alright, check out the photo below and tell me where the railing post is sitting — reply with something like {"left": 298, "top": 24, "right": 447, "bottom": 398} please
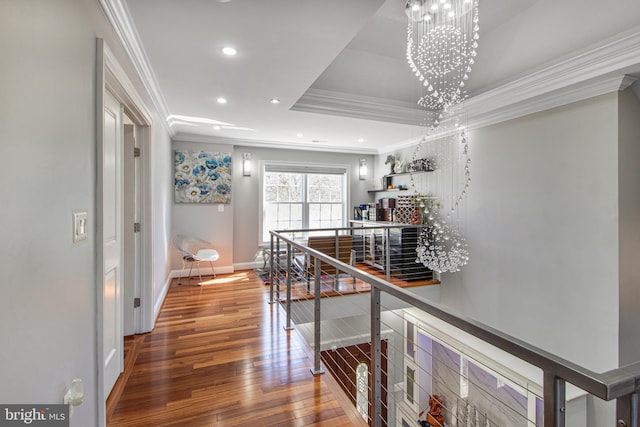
{"left": 544, "top": 372, "right": 566, "bottom": 427}
{"left": 370, "top": 284, "right": 382, "bottom": 427}
{"left": 617, "top": 391, "right": 639, "bottom": 427}
{"left": 275, "top": 238, "right": 281, "bottom": 301}
{"left": 384, "top": 228, "right": 391, "bottom": 281}
{"left": 334, "top": 230, "right": 340, "bottom": 290}
{"left": 268, "top": 234, "right": 275, "bottom": 304}
{"left": 311, "top": 257, "right": 324, "bottom": 376}
{"left": 284, "top": 242, "right": 293, "bottom": 331}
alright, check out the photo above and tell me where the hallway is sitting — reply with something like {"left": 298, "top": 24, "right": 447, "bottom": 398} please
{"left": 107, "top": 271, "right": 364, "bottom": 426}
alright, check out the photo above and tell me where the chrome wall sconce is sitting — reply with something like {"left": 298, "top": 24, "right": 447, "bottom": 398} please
{"left": 359, "top": 158, "right": 368, "bottom": 180}
{"left": 243, "top": 152, "right": 252, "bottom": 176}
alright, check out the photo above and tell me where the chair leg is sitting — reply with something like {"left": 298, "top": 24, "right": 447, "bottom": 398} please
{"left": 196, "top": 260, "right": 203, "bottom": 285}
{"left": 179, "top": 257, "right": 188, "bottom": 285}
{"left": 188, "top": 261, "right": 195, "bottom": 284}
{"left": 209, "top": 261, "right": 216, "bottom": 278}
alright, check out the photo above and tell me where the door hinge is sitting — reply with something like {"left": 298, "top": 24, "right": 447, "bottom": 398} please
{"left": 133, "top": 147, "right": 141, "bottom": 158}
{"left": 133, "top": 297, "right": 141, "bottom": 308}
{"left": 134, "top": 222, "right": 141, "bottom": 232}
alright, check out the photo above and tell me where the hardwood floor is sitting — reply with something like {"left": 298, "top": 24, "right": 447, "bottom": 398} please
{"left": 107, "top": 271, "right": 367, "bottom": 427}
{"left": 260, "top": 262, "right": 440, "bottom": 302}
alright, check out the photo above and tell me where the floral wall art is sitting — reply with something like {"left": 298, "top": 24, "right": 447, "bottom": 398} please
{"left": 174, "top": 150, "right": 232, "bottom": 204}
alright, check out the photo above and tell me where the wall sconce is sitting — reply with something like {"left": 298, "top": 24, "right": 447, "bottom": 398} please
{"left": 243, "top": 152, "right": 251, "bottom": 176}
{"left": 358, "top": 158, "right": 368, "bottom": 180}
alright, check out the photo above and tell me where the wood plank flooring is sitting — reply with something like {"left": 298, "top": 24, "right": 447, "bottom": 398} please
{"left": 259, "top": 263, "right": 440, "bottom": 302}
{"left": 107, "top": 271, "right": 367, "bottom": 427}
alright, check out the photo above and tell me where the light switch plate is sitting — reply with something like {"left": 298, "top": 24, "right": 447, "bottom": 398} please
{"left": 73, "top": 212, "right": 88, "bottom": 243}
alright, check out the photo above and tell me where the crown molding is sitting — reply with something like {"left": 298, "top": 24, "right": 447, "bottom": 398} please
{"left": 99, "top": 0, "right": 174, "bottom": 137}
{"left": 464, "top": 27, "right": 640, "bottom": 126}
{"left": 467, "top": 74, "right": 637, "bottom": 130}
{"left": 291, "top": 89, "right": 425, "bottom": 126}
{"left": 297, "top": 27, "right": 640, "bottom": 154}
{"left": 172, "top": 133, "right": 378, "bottom": 155}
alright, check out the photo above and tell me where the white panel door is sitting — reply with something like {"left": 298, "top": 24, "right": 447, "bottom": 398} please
{"left": 103, "top": 91, "right": 123, "bottom": 398}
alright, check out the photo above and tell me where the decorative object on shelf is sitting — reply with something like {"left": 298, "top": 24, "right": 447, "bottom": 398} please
{"left": 174, "top": 150, "right": 232, "bottom": 204}
{"left": 385, "top": 154, "right": 396, "bottom": 175}
{"left": 403, "top": 0, "right": 479, "bottom": 273}
{"left": 394, "top": 158, "right": 405, "bottom": 174}
{"left": 410, "top": 157, "right": 437, "bottom": 172}
{"left": 395, "top": 195, "right": 420, "bottom": 225}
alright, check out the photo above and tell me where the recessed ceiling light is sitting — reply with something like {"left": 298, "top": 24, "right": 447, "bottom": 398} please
{"left": 221, "top": 46, "right": 237, "bottom": 56}
{"left": 217, "top": 0, "right": 232, "bottom": 3}
{"left": 213, "top": 125, "right": 221, "bottom": 130}
{"left": 358, "top": 138, "right": 365, "bottom": 143}
{"left": 296, "top": 133, "right": 303, "bottom": 138}
{"left": 270, "top": 98, "right": 281, "bottom": 104}
{"left": 216, "top": 97, "right": 227, "bottom": 104}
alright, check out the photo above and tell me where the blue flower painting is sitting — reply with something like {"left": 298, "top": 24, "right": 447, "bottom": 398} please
{"left": 174, "top": 150, "right": 232, "bottom": 203}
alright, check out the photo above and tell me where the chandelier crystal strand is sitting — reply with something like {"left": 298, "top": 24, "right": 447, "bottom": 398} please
{"left": 406, "top": 0, "right": 477, "bottom": 273}
{"left": 406, "top": 0, "right": 479, "bottom": 116}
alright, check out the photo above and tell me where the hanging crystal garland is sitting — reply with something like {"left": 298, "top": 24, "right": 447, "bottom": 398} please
{"left": 410, "top": 122, "right": 471, "bottom": 273}
{"left": 405, "top": 0, "right": 478, "bottom": 273}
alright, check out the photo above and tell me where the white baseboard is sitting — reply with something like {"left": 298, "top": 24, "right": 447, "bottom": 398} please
{"left": 234, "top": 261, "right": 262, "bottom": 271}
{"left": 170, "top": 264, "right": 235, "bottom": 278}
{"left": 153, "top": 273, "right": 173, "bottom": 325}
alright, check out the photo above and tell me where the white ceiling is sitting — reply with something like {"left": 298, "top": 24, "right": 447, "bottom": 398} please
{"left": 121, "top": 0, "right": 640, "bottom": 154}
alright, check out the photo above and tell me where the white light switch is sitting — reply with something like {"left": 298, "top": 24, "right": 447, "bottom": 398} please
{"left": 73, "top": 212, "right": 88, "bottom": 243}
{"left": 218, "top": 204, "right": 224, "bottom": 212}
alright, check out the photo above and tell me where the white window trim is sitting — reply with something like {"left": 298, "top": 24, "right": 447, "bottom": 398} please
{"left": 258, "top": 160, "right": 352, "bottom": 247}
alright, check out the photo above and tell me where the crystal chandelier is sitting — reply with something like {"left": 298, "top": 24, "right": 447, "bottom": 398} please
{"left": 405, "top": 0, "right": 479, "bottom": 113}
{"left": 405, "top": 0, "right": 479, "bottom": 273}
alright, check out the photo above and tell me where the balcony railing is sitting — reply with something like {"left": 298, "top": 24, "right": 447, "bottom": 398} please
{"left": 268, "top": 227, "right": 640, "bottom": 427}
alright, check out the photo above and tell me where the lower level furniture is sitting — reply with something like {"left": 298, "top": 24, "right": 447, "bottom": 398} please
{"left": 350, "top": 221, "right": 434, "bottom": 282}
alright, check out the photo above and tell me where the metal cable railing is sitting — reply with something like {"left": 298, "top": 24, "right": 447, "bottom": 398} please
{"left": 269, "top": 228, "right": 640, "bottom": 427}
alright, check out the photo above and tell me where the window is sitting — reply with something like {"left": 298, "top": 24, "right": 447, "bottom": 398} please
{"left": 262, "top": 164, "right": 347, "bottom": 242}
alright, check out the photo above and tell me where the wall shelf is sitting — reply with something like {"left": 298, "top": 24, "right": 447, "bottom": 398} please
{"left": 368, "top": 170, "right": 434, "bottom": 194}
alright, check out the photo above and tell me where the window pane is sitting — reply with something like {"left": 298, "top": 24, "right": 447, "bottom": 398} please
{"left": 331, "top": 204, "right": 343, "bottom": 220}
{"left": 320, "top": 204, "right": 331, "bottom": 219}
{"left": 309, "top": 204, "right": 319, "bottom": 221}
{"left": 277, "top": 205, "right": 290, "bottom": 222}
{"left": 262, "top": 169, "right": 344, "bottom": 243}
{"left": 407, "top": 366, "right": 415, "bottom": 404}
{"left": 264, "top": 184, "right": 277, "bottom": 202}
{"left": 291, "top": 204, "right": 302, "bottom": 222}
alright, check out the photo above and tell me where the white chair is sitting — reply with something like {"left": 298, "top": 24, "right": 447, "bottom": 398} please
{"left": 174, "top": 234, "right": 220, "bottom": 285}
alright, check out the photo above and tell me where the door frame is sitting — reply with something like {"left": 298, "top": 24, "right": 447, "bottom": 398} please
{"left": 96, "top": 38, "right": 154, "bottom": 426}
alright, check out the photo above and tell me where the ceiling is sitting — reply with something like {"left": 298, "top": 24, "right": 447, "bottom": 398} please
{"left": 120, "top": 0, "right": 640, "bottom": 154}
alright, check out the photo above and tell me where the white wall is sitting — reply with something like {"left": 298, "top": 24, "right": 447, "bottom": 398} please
{"left": 617, "top": 87, "right": 640, "bottom": 367}
{"left": 378, "top": 93, "right": 622, "bottom": 372}
{"left": 445, "top": 93, "right": 620, "bottom": 373}
{"left": 0, "top": 1, "right": 172, "bottom": 426}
